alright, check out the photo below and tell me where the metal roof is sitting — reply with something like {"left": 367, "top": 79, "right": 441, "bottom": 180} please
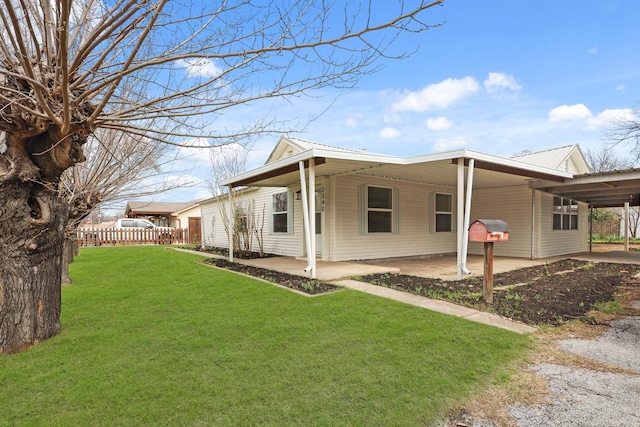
{"left": 531, "top": 168, "right": 640, "bottom": 208}
{"left": 222, "top": 137, "right": 640, "bottom": 208}
{"left": 223, "top": 144, "right": 572, "bottom": 189}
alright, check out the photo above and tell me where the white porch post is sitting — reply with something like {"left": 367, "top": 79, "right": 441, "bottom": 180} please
{"left": 228, "top": 185, "right": 233, "bottom": 263}
{"left": 456, "top": 159, "right": 464, "bottom": 280}
{"left": 460, "top": 159, "right": 474, "bottom": 275}
{"left": 309, "top": 159, "right": 316, "bottom": 279}
{"left": 298, "top": 161, "right": 314, "bottom": 277}
{"left": 625, "top": 201, "right": 630, "bottom": 251}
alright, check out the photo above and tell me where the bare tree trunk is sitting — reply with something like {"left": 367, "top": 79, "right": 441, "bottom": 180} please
{"left": 61, "top": 238, "right": 75, "bottom": 286}
{"left": 0, "top": 180, "right": 68, "bottom": 354}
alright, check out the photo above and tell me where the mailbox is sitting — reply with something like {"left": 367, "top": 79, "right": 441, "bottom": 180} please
{"left": 469, "top": 219, "right": 510, "bottom": 242}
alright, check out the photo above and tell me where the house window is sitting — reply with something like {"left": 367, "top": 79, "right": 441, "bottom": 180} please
{"left": 272, "top": 191, "right": 291, "bottom": 233}
{"left": 553, "top": 197, "right": 578, "bottom": 230}
{"left": 431, "top": 192, "right": 453, "bottom": 233}
{"left": 359, "top": 185, "right": 398, "bottom": 234}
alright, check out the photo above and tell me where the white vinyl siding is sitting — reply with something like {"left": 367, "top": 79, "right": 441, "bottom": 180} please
{"left": 200, "top": 188, "right": 302, "bottom": 257}
{"left": 537, "top": 192, "right": 588, "bottom": 257}
{"left": 331, "top": 175, "right": 457, "bottom": 261}
{"left": 467, "top": 185, "right": 534, "bottom": 258}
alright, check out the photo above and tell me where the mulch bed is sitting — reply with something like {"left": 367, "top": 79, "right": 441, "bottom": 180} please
{"left": 204, "top": 255, "right": 640, "bottom": 326}
{"left": 204, "top": 258, "right": 342, "bottom": 295}
{"left": 360, "top": 260, "right": 640, "bottom": 325}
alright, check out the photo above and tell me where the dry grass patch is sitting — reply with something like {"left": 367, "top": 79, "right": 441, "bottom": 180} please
{"left": 447, "top": 285, "right": 640, "bottom": 426}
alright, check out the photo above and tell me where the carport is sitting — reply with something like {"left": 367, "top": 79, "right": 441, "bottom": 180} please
{"left": 532, "top": 168, "right": 640, "bottom": 251}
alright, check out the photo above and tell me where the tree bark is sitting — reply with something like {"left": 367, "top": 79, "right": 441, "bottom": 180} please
{"left": 61, "top": 238, "right": 75, "bottom": 286}
{"left": 0, "top": 180, "right": 69, "bottom": 354}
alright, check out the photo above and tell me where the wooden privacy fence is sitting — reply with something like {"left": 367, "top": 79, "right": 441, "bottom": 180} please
{"left": 77, "top": 227, "right": 188, "bottom": 247}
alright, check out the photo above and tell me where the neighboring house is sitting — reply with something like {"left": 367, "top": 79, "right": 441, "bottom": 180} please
{"left": 125, "top": 201, "right": 202, "bottom": 243}
{"left": 200, "top": 136, "right": 640, "bottom": 278}
{"left": 172, "top": 203, "right": 203, "bottom": 244}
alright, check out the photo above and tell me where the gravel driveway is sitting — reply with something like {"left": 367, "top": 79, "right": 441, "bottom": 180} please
{"left": 448, "top": 316, "right": 640, "bottom": 426}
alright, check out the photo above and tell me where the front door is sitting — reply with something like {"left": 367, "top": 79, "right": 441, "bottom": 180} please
{"left": 315, "top": 211, "right": 322, "bottom": 256}
{"left": 314, "top": 187, "right": 324, "bottom": 256}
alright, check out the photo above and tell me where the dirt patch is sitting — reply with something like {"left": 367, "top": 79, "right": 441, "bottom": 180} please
{"left": 359, "top": 259, "right": 640, "bottom": 326}
{"left": 203, "top": 258, "right": 342, "bottom": 295}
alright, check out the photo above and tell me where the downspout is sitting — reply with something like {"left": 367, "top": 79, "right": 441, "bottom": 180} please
{"left": 460, "top": 159, "right": 474, "bottom": 275}
{"left": 228, "top": 185, "right": 233, "bottom": 263}
{"left": 531, "top": 188, "right": 536, "bottom": 260}
{"left": 298, "top": 161, "right": 314, "bottom": 276}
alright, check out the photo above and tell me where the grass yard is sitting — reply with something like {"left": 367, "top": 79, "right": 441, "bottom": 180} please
{"left": 0, "top": 246, "right": 530, "bottom": 426}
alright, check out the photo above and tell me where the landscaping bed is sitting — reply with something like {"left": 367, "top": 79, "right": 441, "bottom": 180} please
{"left": 204, "top": 258, "right": 342, "bottom": 295}
{"left": 203, "top": 254, "right": 640, "bottom": 326}
{"left": 359, "top": 260, "right": 640, "bottom": 325}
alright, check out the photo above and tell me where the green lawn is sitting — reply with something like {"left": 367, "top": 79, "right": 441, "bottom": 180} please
{"left": 0, "top": 246, "right": 530, "bottom": 426}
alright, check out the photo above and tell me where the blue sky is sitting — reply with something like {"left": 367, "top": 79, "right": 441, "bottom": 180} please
{"left": 156, "top": 0, "right": 640, "bottom": 204}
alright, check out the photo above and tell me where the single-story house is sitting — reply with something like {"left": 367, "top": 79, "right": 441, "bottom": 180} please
{"left": 125, "top": 201, "right": 202, "bottom": 242}
{"left": 200, "top": 136, "right": 640, "bottom": 278}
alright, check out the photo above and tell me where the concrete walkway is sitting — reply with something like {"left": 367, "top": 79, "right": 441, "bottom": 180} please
{"left": 333, "top": 279, "right": 536, "bottom": 334}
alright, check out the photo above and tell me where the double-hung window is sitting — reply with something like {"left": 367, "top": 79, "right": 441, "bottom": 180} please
{"left": 272, "top": 191, "right": 291, "bottom": 233}
{"left": 430, "top": 192, "right": 453, "bottom": 233}
{"left": 359, "top": 185, "right": 398, "bottom": 234}
{"left": 553, "top": 196, "right": 578, "bottom": 230}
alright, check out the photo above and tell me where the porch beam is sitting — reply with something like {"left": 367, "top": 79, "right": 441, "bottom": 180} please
{"left": 231, "top": 157, "right": 326, "bottom": 187}
{"left": 452, "top": 158, "right": 565, "bottom": 182}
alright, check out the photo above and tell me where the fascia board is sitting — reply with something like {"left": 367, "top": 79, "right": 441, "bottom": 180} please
{"left": 408, "top": 149, "right": 572, "bottom": 179}
{"left": 221, "top": 149, "right": 316, "bottom": 186}
{"left": 467, "top": 151, "right": 574, "bottom": 179}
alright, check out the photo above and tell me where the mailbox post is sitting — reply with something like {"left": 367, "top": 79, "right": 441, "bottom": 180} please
{"left": 469, "top": 219, "right": 510, "bottom": 303}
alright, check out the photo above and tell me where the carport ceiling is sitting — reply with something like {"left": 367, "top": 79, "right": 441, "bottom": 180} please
{"left": 532, "top": 169, "right": 640, "bottom": 208}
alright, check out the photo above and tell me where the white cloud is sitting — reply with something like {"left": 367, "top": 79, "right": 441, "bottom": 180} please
{"left": 484, "top": 72, "right": 522, "bottom": 94}
{"left": 617, "top": 84, "right": 625, "bottom": 91}
{"left": 164, "top": 174, "right": 202, "bottom": 188}
{"left": 179, "top": 58, "right": 223, "bottom": 78}
{"left": 432, "top": 136, "right": 471, "bottom": 152}
{"left": 176, "top": 137, "right": 212, "bottom": 164}
{"left": 587, "top": 108, "right": 633, "bottom": 130}
{"left": 392, "top": 77, "right": 480, "bottom": 112}
{"left": 548, "top": 104, "right": 592, "bottom": 122}
{"left": 380, "top": 127, "right": 401, "bottom": 139}
{"left": 548, "top": 104, "right": 633, "bottom": 131}
{"left": 426, "top": 116, "right": 453, "bottom": 131}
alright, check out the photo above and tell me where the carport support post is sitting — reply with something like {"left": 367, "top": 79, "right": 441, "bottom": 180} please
{"left": 483, "top": 242, "right": 494, "bottom": 303}
{"left": 625, "top": 201, "right": 630, "bottom": 251}
{"left": 228, "top": 185, "right": 233, "bottom": 263}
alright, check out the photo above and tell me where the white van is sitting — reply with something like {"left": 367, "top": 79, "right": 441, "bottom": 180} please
{"left": 114, "top": 218, "right": 159, "bottom": 229}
